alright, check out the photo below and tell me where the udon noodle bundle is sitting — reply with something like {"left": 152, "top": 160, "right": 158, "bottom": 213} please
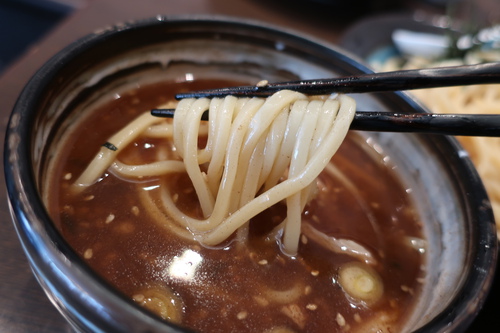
{"left": 73, "top": 90, "right": 356, "bottom": 255}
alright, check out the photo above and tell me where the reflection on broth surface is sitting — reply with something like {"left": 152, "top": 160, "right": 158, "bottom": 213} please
{"left": 45, "top": 79, "right": 425, "bottom": 333}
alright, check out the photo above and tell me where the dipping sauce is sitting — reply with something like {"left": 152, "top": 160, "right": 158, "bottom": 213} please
{"left": 45, "top": 79, "right": 425, "bottom": 333}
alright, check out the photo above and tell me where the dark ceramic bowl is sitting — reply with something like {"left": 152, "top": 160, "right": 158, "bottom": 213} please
{"left": 4, "top": 16, "right": 497, "bottom": 332}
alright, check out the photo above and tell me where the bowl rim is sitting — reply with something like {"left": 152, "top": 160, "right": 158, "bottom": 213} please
{"left": 3, "top": 15, "right": 498, "bottom": 333}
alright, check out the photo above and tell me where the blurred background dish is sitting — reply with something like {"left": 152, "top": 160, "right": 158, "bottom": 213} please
{"left": 340, "top": 3, "right": 500, "bottom": 67}
{"left": 340, "top": 11, "right": 500, "bottom": 234}
{"left": 340, "top": 10, "right": 500, "bottom": 331}
{"left": 339, "top": 12, "right": 456, "bottom": 66}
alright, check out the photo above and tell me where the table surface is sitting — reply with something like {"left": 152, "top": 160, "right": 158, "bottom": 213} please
{"left": 0, "top": 0, "right": 499, "bottom": 332}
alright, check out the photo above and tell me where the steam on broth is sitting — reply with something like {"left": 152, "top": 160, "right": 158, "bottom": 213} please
{"left": 45, "top": 79, "right": 426, "bottom": 333}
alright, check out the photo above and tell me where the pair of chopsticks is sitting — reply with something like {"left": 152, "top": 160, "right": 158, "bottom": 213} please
{"left": 151, "top": 62, "right": 500, "bottom": 137}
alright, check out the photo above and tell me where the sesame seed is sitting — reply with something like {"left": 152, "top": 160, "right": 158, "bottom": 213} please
{"left": 105, "top": 213, "right": 115, "bottom": 224}
{"left": 63, "top": 205, "right": 74, "bottom": 214}
{"left": 64, "top": 173, "right": 72, "bottom": 180}
{"left": 84, "top": 248, "right": 93, "bottom": 259}
{"left": 253, "top": 296, "right": 269, "bottom": 307}
{"left": 304, "top": 286, "right": 312, "bottom": 295}
{"left": 258, "top": 259, "right": 268, "bottom": 265}
{"left": 306, "top": 304, "right": 317, "bottom": 311}
{"left": 256, "top": 80, "right": 269, "bottom": 87}
{"left": 131, "top": 206, "right": 140, "bottom": 216}
{"left": 336, "top": 313, "right": 346, "bottom": 327}
{"left": 84, "top": 195, "right": 95, "bottom": 201}
{"left": 132, "top": 294, "right": 145, "bottom": 302}
{"left": 237, "top": 311, "right": 248, "bottom": 320}
{"left": 354, "top": 313, "right": 362, "bottom": 323}
{"left": 311, "top": 270, "right": 319, "bottom": 277}
{"left": 301, "top": 234, "right": 308, "bottom": 244}
{"left": 401, "top": 285, "right": 414, "bottom": 295}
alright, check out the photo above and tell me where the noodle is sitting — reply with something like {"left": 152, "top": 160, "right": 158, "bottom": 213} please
{"left": 74, "top": 90, "right": 356, "bottom": 255}
{"left": 373, "top": 56, "right": 500, "bottom": 236}
{"left": 411, "top": 85, "right": 500, "bottom": 237}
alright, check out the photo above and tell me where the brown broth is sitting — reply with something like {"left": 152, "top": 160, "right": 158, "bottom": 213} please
{"left": 46, "top": 80, "right": 425, "bottom": 333}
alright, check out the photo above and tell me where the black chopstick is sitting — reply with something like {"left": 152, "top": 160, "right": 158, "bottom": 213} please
{"left": 174, "top": 62, "right": 500, "bottom": 99}
{"left": 151, "top": 109, "right": 500, "bottom": 137}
